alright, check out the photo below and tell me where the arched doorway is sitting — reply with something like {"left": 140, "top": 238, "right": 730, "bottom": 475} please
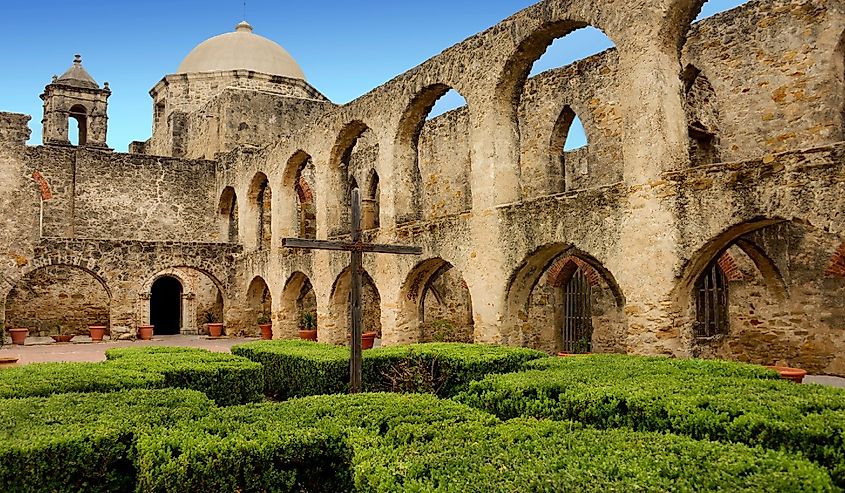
{"left": 150, "top": 276, "right": 182, "bottom": 335}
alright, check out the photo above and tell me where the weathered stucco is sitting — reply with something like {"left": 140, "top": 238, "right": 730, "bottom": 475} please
{"left": 1, "top": 0, "right": 844, "bottom": 375}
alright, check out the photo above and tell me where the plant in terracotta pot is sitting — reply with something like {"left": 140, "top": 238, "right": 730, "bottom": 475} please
{"left": 257, "top": 313, "right": 273, "bottom": 340}
{"left": 0, "top": 322, "right": 18, "bottom": 367}
{"left": 88, "top": 322, "right": 108, "bottom": 342}
{"left": 7, "top": 324, "right": 28, "bottom": 346}
{"left": 203, "top": 312, "right": 225, "bottom": 338}
{"left": 137, "top": 324, "right": 155, "bottom": 340}
{"left": 766, "top": 365, "right": 808, "bottom": 384}
{"left": 298, "top": 313, "right": 318, "bottom": 341}
{"left": 362, "top": 331, "right": 378, "bottom": 350}
{"left": 51, "top": 324, "right": 75, "bottom": 344}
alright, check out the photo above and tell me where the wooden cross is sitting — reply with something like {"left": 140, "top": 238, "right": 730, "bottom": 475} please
{"left": 282, "top": 188, "right": 422, "bottom": 393}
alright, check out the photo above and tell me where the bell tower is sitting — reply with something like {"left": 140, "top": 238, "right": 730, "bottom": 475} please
{"left": 41, "top": 54, "right": 111, "bottom": 149}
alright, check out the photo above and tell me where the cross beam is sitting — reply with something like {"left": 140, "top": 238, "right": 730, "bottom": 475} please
{"left": 281, "top": 188, "right": 421, "bottom": 393}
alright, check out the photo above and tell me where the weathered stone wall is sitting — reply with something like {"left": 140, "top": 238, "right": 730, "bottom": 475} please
{"left": 420, "top": 266, "right": 473, "bottom": 342}
{"left": 418, "top": 108, "right": 473, "bottom": 219}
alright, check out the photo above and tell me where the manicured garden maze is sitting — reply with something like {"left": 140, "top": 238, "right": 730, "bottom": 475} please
{"left": 1, "top": 345, "right": 843, "bottom": 491}
{"left": 457, "top": 354, "right": 845, "bottom": 487}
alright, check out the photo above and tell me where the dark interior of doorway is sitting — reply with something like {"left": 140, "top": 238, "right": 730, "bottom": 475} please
{"left": 151, "top": 276, "right": 182, "bottom": 335}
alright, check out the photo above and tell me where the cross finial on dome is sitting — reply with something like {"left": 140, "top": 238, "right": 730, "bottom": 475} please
{"left": 235, "top": 20, "right": 253, "bottom": 33}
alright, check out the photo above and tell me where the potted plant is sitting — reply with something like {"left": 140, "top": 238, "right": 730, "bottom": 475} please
{"left": 7, "top": 324, "right": 28, "bottom": 346}
{"left": 766, "top": 365, "right": 808, "bottom": 384}
{"left": 298, "top": 313, "right": 318, "bottom": 341}
{"left": 203, "top": 312, "right": 225, "bottom": 338}
{"left": 137, "top": 324, "right": 154, "bottom": 340}
{"left": 0, "top": 321, "right": 19, "bottom": 367}
{"left": 88, "top": 322, "right": 107, "bottom": 342}
{"left": 257, "top": 313, "right": 273, "bottom": 340}
{"left": 51, "top": 325, "right": 74, "bottom": 343}
{"left": 362, "top": 331, "right": 378, "bottom": 350}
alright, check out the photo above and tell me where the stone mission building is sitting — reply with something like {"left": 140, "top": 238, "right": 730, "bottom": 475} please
{"left": 1, "top": 0, "right": 843, "bottom": 375}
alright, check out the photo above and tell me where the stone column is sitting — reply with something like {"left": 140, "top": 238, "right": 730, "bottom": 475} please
{"left": 181, "top": 292, "right": 198, "bottom": 335}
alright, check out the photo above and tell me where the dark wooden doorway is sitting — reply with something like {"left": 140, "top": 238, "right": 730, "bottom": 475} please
{"left": 151, "top": 276, "right": 182, "bottom": 335}
{"left": 561, "top": 268, "right": 593, "bottom": 353}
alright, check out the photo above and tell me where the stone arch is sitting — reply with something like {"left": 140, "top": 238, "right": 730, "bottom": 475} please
{"left": 68, "top": 104, "right": 88, "bottom": 146}
{"left": 279, "top": 271, "right": 317, "bottom": 339}
{"left": 4, "top": 263, "right": 111, "bottom": 338}
{"left": 394, "top": 84, "right": 471, "bottom": 222}
{"left": 329, "top": 121, "right": 372, "bottom": 236}
{"left": 327, "top": 266, "right": 381, "bottom": 345}
{"left": 247, "top": 172, "right": 272, "bottom": 250}
{"left": 363, "top": 169, "right": 380, "bottom": 230}
{"left": 283, "top": 150, "right": 317, "bottom": 239}
{"left": 550, "top": 105, "right": 596, "bottom": 192}
{"left": 218, "top": 186, "right": 239, "bottom": 243}
{"left": 505, "top": 243, "right": 626, "bottom": 353}
{"left": 246, "top": 276, "right": 272, "bottom": 337}
{"left": 139, "top": 266, "right": 225, "bottom": 336}
{"left": 398, "top": 258, "right": 474, "bottom": 344}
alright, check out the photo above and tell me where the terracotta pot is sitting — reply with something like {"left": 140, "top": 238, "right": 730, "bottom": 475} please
{"left": 206, "top": 323, "right": 224, "bottom": 338}
{"left": 767, "top": 366, "right": 807, "bottom": 384}
{"left": 298, "top": 329, "right": 318, "bottom": 341}
{"left": 51, "top": 334, "right": 75, "bottom": 343}
{"left": 362, "top": 332, "right": 377, "bottom": 350}
{"left": 8, "top": 328, "right": 28, "bottom": 346}
{"left": 88, "top": 326, "right": 107, "bottom": 342}
{"left": 557, "top": 352, "right": 591, "bottom": 357}
{"left": 259, "top": 323, "right": 273, "bottom": 340}
{"left": 0, "top": 357, "right": 19, "bottom": 368}
{"left": 137, "top": 325, "right": 154, "bottom": 341}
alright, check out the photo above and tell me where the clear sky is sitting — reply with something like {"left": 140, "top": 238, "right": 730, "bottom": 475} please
{"left": 0, "top": 0, "right": 747, "bottom": 151}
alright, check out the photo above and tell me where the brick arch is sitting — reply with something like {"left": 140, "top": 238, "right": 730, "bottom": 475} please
{"left": 296, "top": 176, "right": 313, "bottom": 204}
{"left": 718, "top": 251, "right": 744, "bottom": 281}
{"left": 546, "top": 256, "right": 602, "bottom": 288}
{"left": 825, "top": 242, "right": 845, "bottom": 278}
{"left": 32, "top": 171, "right": 53, "bottom": 201}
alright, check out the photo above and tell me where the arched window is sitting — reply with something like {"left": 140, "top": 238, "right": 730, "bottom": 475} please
{"left": 68, "top": 104, "right": 88, "bottom": 146}
{"left": 295, "top": 176, "right": 317, "bottom": 240}
{"left": 362, "top": 171, "right": 380, "bottom": 230}
{"left": 694, "top": 262, "right": 729, "bottom": 338}
{"left": 682, "top": 65, "right": 721, "bottom": 166}
{"left": 561, "top": 267, "right": 593, "bottom": 353}
{"left": 248, "top": 173, "right": 272, "bottom": 250}
{"left": 331, "top": 121, "right": 371, "bottom": 236}
{"left": 550, "top": 106, "right": 590, "bottom": 191}
{"left": 218, "top": 187, "right": 239, "bottom": 243}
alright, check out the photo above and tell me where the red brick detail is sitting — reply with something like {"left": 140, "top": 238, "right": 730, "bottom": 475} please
{"left": 32, "top": 171, "right": 52, "bottom": 201}
{"left": 718, "top": 252, "right": 744, "bottom": 281}
{"left": 296, "top": 176, "right": 313, "bottom": 203}
{"left": 825, "top": 243, "right": 845, "bottom": 278}
{"left": 546, "top": 256, "right": 601, "bottom": 288}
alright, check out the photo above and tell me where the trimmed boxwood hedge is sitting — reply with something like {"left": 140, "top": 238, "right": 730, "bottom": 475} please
{"left": 0, "top": 389, "right": 215, "bottom": 493}
{"left": 231, "top": 341, "right": 547, "bottom": 399}
{"left": 457, "top": 354, "right": 845, "bottom": 486}
{"left": 135, "top": 393, "right": 835, "bottom": 492}
{"left": 0, "top": 347, "right": 263, "bottom": 405}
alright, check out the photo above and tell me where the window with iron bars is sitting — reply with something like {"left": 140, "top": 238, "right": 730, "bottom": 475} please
{"left": 694, "top": 262, "right": 729, "bottom": 338}
{"left": 561, "top": 268, "right": 593, "bottom": 353}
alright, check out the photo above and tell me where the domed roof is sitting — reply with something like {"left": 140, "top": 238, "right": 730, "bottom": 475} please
{"left": 56, "top": 54, "right": 100, "bottom": 89}
{"left": 177, "top": 21, "right": 306, "bottom": 80}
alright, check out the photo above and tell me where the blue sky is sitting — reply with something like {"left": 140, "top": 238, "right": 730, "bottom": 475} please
{"left": 0, "top": 0, "right": 747, "bottom": 151}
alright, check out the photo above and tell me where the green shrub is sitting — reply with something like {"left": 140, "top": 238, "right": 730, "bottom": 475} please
{"left": 457, "top": 354, "right": 845, "bottom": 486}
{"left": 105, "top": 346, "right": 211, "bottom": 360}
{"left": 0, "top": 389, "right": 215, "bottom": 493}
{"left": 232, "top": 341, "right": 547, "bottom": 399}
{"left": 0, "top": 347, "right": 263, "bottom": 405}
{"left": 135, "top": 393, "right": 495, "bottom": 492}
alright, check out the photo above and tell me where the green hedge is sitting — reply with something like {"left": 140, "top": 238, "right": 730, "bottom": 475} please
{"left": 0, "top": 347, "right": 263, "bottom": 405}
{"left": 232, "top": 341, "right": 547, "bottom": 400}
{"left": 136, "top": 393, "right": 834, "bottom": 492}
{"left": 457, "top": 354, "right": 845, "bottom": 486}
{"left": 0, "top": 389, "right": 215, "bottom": 493}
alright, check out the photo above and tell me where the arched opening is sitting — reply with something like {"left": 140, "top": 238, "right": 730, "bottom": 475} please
{"left": 395, "top": 85, "right": 471, "bottom": 223}
{"left": 682, "top": 65, "right": 721, "bottom": 166}
{"left": 248, "top": 173, "right": 272, "bottom": 250}
{"left": 362, "top": 170, "right": 380, "bottom": 230}
{"left": 283, "top": 151, "right": 317, "bottom": 239}
{"left": 550, "top": 106, "right": 592, "bottom": 191}
{"left": 247, "top": 276, "right": 272, "bottom": 337}
{"left": 398, "top": 258, "right": 474, "bottom": 344}
{"left": 218, "top": 187, "right": 239, "bottom": 243}
{"left": 505, "top": 244, "right": 626, "bottom": 353}
{"left": 280, "top": 272, "right": 317, "bottom": 339}
{"left": 693, "top": 0, "right": 751, "bottom": 22}
{"left": 327, "top": 267, "right": 381, "bottom": 345}
{"left": 835, "top": 32, "right": 845, "bottom": 140}
{"left": 150, "top": 276, "right": 183, "bottom": 335}
{"left": 4, "top": 265, "right": 110, "bottom": 338}
{"left": 330, "top": 121, "right": 374, "bottom": 236}
{"left": 68, "top": 104, "right": 88, "bottom": 146}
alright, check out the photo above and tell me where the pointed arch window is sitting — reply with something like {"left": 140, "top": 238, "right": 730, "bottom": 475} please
{"left": 562, "top": 268, "right": 593, "bottom": 353}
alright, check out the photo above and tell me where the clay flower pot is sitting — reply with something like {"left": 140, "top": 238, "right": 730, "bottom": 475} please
{"left": 259, "top": 323, "right": 273, "bottom": 340}
{"left": 137, "top": 325, "right": 154, "bottom": 341}
{"left": 298, "top": 329, "right": 318, "bottom": 342}
{"left": 0, "top": 357, "right": 19, "bottom": 368}
{"left": 8, "top": 328, "right": 28, "bottom": 346}
{"left": 88, "top": 326, "right": 107, "bottom": 342}
{"left": 206, "top": 323, "right": 224, "bottom": 338}
{"left": 51, "top": 334, "right": 75, "bottom": 343}
{"left": 362, "top": 332, "right": 377, "bottom": 350}
{"left": 767, "top": 366, "right": 807, "bottom": 384}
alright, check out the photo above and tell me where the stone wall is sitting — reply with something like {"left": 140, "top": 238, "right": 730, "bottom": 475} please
{"left": 418, "top": 108, "right": 473, "bottom": 219}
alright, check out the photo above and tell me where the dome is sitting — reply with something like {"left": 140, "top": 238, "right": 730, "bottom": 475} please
{"left": 177, "top": 21, "right": 306, "bottom": 80}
